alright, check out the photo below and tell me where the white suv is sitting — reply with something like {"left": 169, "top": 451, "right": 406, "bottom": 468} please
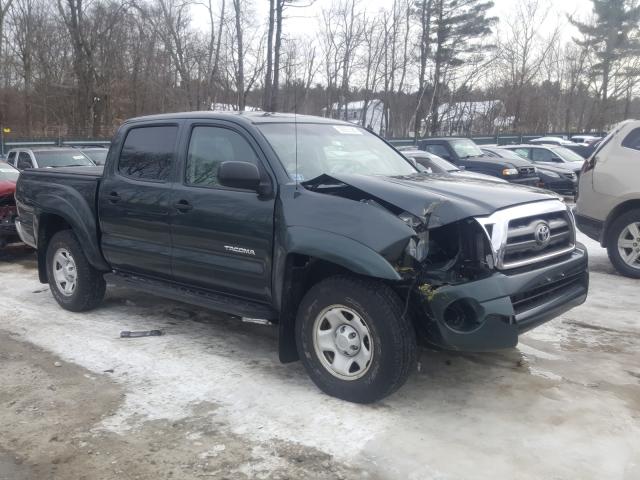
{"left": 575, "top": 119, "right": 640, "bottom": 278}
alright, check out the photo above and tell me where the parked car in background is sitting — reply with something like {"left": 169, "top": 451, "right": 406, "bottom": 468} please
{"left": 399, "top": 148, "right": 508, "bottom": 183}
{"left": 482, "top": 146, "right": 577, "bottom": 196}
{"left": 529, "top": 136, "right": 574, "bottom": 146}
{"left": 571, "top": 135, "right": 601, "bottom": 145}
{"left": 418, "top": 137, "right": 539, "bottom": 186}
{"left": 79, "top": 147, "right": 109, "bottom": 165}
{"left": 502, "top": 144, "right": 585, "bottom": 174}
{"left": 0, "top": 162, "right": 20, "bottom": 248}
{"left": 562, "top": 142, "right": 597, "bottom": 159}
{"left": 575, "top": 119, "right": 640, "bottom": 278}
{"left": 5, "top": 147, "right": 95, "bottom": 170}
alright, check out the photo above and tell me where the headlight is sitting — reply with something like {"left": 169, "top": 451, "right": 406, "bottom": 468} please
{"left": 405, "top": 231, "right": 429, "bottom": 262}
{"left": 544, "top": 171, "right": 560, "bottom": 178}
{"left": 399, "top": 211, "right": 429, "bottom": 262}
{"left": 502, "top": 167, "right": 518, "bottom": 176}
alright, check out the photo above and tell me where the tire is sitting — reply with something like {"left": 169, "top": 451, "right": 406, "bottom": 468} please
{"left": 46, "top": 230, "right": 106, "bottom": 311}
{"left": 606, "top": 209, "right": 640, "bottom": 279}
{"left": 295, "top": 275, "right": 417, "bottom": 403}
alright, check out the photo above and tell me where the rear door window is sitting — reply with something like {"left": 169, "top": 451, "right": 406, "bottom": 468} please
{"left": 17, "top": 152, "right": 34, "bottom": 169}
{"left": 531, "top": 148, "right": 554, "bottom": 162}
{"left": 6, "top": 151, "right": 16, "bottom": 166}
{"left": 118, "top": 126, "right": 178, "bottom": 181}
{"left": 621, "top": 128, "right": 640, "bottom": 151}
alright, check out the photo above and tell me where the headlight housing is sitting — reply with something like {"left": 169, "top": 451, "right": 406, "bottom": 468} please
{"left": 502, "top": 167, "right": 519, "bottom": 176}
{"left": 399, "top": 211, "right": 429, "bottom": 262}
{"left": 544, "top": 170, "right": 561, "bottom": 178}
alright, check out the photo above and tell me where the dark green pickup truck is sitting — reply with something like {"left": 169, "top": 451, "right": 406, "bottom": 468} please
{"left": 15, "top": 112, "right": 588, "bottom": 402}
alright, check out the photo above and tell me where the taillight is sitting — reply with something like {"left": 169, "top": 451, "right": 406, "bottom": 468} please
{"left": 581, "top": 156, "right": 597, "bottom": 173}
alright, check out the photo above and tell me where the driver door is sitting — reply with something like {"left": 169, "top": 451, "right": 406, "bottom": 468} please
{"left": 170, "top": 122, "right": 276, "bottom": 302}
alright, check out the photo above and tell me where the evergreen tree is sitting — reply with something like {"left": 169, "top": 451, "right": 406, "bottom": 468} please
{"left": 428, "top": 0, "right": 496, "bottom": 135}
{"left": 570, "top": 0, "right": 640, "bottom": 129}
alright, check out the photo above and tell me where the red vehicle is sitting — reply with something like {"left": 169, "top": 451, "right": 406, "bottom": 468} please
{"left": 0, "top": 162, "right": 20, "bottom": 248}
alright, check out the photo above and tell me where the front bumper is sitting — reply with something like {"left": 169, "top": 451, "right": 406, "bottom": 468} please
{"left": 419, "top": 245, "right": 588, "bottom": 351}
{"left": 575, "top": 213, "right": 604, "bottom": 244}
{"left": 542, "top": 178, "right": 577, "bottom": 196}
{"left": 509, "top": 176, "right": 540, "bottom": 187}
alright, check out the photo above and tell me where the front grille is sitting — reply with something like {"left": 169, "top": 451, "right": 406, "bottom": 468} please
{"left": 503, "top": 211, "right": 574, "bottom": 268}
{"left": 518, "top": 166, "right": 537, "bottom": 177}
{"left": 475, "top": 200, "right": 576, "bottom": 270}
{"left": 511, "top": 271, "right": 585, "bottom": 315}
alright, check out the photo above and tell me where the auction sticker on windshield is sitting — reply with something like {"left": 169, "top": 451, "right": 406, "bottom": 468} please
{"left": 333, "top": 126, "right": 362, "bottom": 135}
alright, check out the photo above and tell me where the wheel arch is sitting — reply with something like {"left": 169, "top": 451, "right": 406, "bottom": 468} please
{"left": 274, "top": 228, "right": 405, "bottom": 364}
{"left": 36, "top": 208, "right": 109, "bottom": 283}
{"left": 603, "top": 199, "right": 640, "bottom": 247}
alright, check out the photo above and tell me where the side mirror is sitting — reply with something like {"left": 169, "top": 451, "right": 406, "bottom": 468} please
{"left": 458, "top": 165, "right": 466, "bottom": 170}
{"left": 218, "top": 161, "right": 261, "bottom": 190}
{"left": 552, "top": 157, "right": 563, "bottom": 163}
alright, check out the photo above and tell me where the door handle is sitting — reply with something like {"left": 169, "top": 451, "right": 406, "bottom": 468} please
{"left": 174, "top": 200, "right": 193, "bottom": 212}
{"left": 107, "top": 192, "right": 120, "bottom": 203}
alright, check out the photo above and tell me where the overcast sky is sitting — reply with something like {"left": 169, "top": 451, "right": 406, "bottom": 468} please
{"left": 192, "top": 0, "right": 595, "bottom": 39}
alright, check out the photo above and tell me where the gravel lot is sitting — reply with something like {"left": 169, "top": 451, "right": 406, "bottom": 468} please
{"left": 1, "top": 232, "right": 639, "bottom": 480}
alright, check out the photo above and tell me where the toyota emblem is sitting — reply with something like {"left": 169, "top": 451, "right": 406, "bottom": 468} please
{"left": 534, "top": 222, "right": 551, "bottom": 247}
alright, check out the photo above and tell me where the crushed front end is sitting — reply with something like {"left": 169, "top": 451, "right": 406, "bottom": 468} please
{"left": 0, "top": 191, "right": 19, "bottom": 249}
{"left": 398, "top": 200, "right": 588, "bottom": 351}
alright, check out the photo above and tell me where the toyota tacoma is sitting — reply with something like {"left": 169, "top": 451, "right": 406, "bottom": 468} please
{"left": 15, "top": 112, "right": 589, "bottom": 403}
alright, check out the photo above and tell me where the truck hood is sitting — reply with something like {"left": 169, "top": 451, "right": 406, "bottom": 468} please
{"left": 326, "top": 173, "right": 557, "bottom": 227}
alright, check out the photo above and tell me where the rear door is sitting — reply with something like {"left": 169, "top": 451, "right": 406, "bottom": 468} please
{"left": 98, "top": 123, "right": 179, "bottom": 279}
{"left": 169, "top": 122, "right": 276, "bottom": 302}
{"left": 594, "top": 125, "right": 640, "bottom": 196}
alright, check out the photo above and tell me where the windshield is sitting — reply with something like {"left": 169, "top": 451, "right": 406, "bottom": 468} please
{"left": 33, "top": 150, "right": 94, "bottom": 168}
{"left": 0, "top": 164, "right": 19, "bottom": 181}
{"left": 552, "top": 147, "right": 584, "bottom": 162}
{"left": 258, "top": 123, "right": 417, "bottom": 181}
{"left": 82, "top": 149, "right": 108, "bottom": 165}
{"left": 409, "top": 154, "right": 458, "bottom": 173}
{"left": 450, "top": 139, "right": 483, "bottom": 158}
{"left": 492, "top": 148, "right": 523, "bottom": 160}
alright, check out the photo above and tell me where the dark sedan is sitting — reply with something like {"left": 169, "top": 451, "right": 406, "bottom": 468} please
{"left": 482, "top": 146, "right": 577, "bottom": 196}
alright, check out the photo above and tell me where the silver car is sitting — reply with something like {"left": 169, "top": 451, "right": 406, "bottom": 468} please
{"left": 5, "top": 147, "right": 95, "bottom": 170}
{"left": 575, "top": 120, "right": 640, "bottom": 278}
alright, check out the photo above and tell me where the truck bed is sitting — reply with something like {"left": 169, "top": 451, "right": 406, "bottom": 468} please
{"left": 15, "top": 166, "right": 104, "bottom": 250}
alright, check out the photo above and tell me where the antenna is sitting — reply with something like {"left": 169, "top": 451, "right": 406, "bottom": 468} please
{"left": 294, "top": 85, "right": 299, "bottom": 191}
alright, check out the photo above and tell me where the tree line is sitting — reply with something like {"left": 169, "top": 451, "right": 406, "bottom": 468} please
{"left": 0, "top": 0, "right": 638, "bottom": 140}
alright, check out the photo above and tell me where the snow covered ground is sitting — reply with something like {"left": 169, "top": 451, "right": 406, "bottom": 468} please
{"left": 1, "top": 233, "right": 639, "bottom": 479}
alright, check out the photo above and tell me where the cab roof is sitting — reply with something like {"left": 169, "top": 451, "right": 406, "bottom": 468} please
{"left": 125, "top": 111, "right": 353, "bottom": 126}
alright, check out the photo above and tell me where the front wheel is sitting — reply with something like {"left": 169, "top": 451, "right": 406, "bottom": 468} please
{"left": 46, "top": 230, "right": 106, "bottom": 311}
{"left": 295, "top": 275, "right": 417, "bottom": 403}
{"left": 607, "top": 209, "right": 640, "bottom": 279}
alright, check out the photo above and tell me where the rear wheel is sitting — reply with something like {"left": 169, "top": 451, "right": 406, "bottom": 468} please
{"left": 295, "top": 275, "right": 417, "bottom": 403}
{"left": 607, "top": 209, "right": 640, "bottom": 279}
{"left": 46, "top": 230, "right": 106, "bottom": 311}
